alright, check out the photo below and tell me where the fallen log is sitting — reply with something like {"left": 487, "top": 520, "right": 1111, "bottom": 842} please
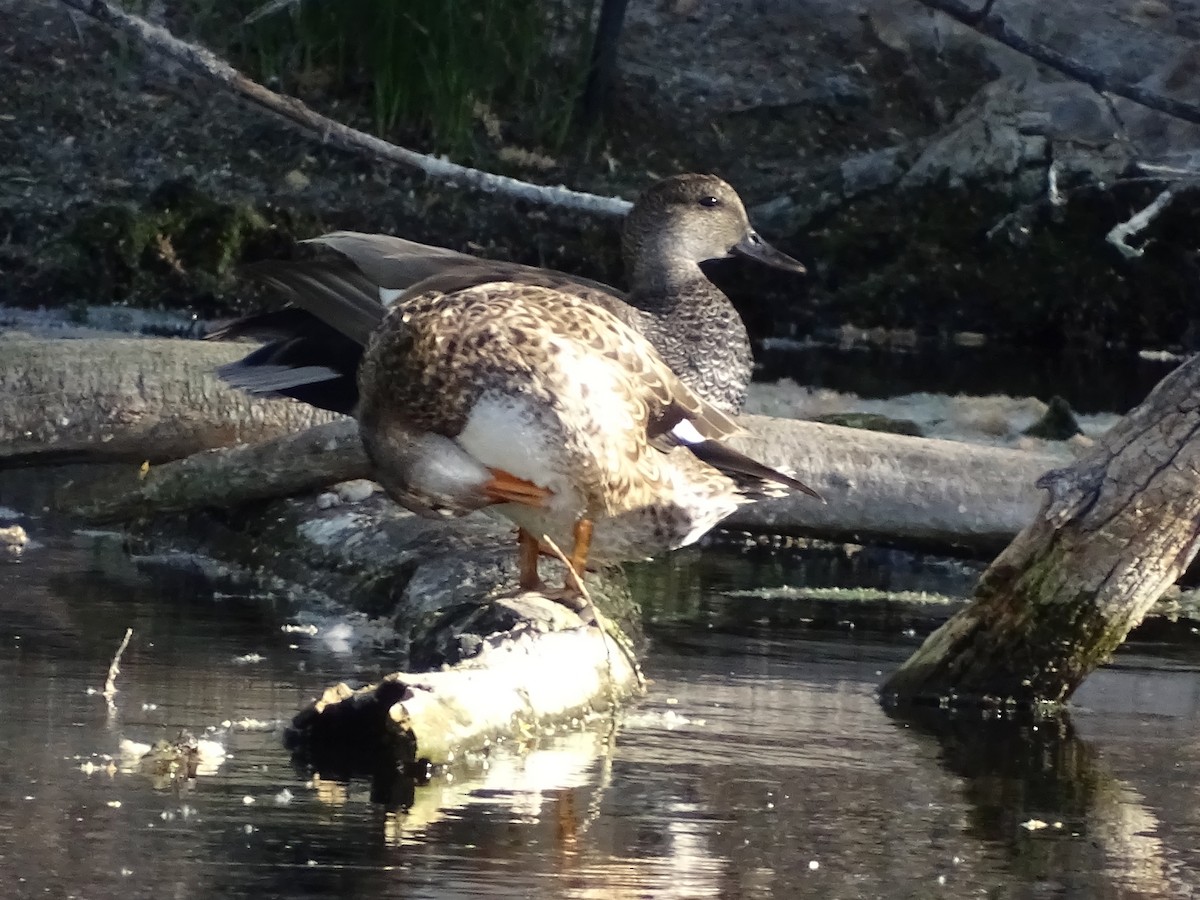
{"left": 883, "top": 353, "right": 1200, "bottom": 706}
{"left": 57, "top": 409, "right": 1059, "bottom": 555}
{"left": 59, "top": 419, "right": 366, "bottom": 521}
{"left": 20, "top": 336, "right": 1063, "bottom": 550}
{"left": 288, "top": 595, "right": 641, "bottom": 768}
{"left": 725, "top": 416, "right": 1058, "bottom": 551}
{"left": 118, "top": 488, "right": 643, "bottom": 772}
{"left": 0, "top": 336, "right": 338, "bottom": 463}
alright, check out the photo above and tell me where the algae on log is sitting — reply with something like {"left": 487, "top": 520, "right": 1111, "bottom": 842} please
{"left": 884, "top": 355, "right": 1200, "bottom": 706}
{"left": 0, "top": 337, "right": 339, "bottom": 463}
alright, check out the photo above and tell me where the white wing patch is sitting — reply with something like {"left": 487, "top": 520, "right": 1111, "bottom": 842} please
{"left": 670, "top": 418, "right": 707, "bottom": 445}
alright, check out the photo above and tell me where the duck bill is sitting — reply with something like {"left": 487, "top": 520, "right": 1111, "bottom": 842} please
{"left": 732, "top": 231, "right": 807, "bottom": 275}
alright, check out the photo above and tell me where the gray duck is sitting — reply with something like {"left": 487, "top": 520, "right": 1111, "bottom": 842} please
{"left": 210, "top": 174, "right": 805, "bottom": 415}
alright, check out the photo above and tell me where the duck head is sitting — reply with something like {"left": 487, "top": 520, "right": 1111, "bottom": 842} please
{"left": 622, "top": 174, "right": 807, "bottom": 280}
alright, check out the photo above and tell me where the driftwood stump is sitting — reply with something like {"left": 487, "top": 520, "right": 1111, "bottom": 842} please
{"left": 884, "top": 354, "right": 1200, "bottom": 706}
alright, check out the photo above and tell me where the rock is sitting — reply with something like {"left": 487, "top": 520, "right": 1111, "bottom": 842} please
{"left": 282, "top": 169, "right": 310, "bottom": 192}
{"left": 334, "top": 479, "right": 378, "bottom": 504}
{"left": 0, "top": 523, "right": 28, "bottom": 557}
{"left": 1023, "top": 395, "right": 1083, "bottom": 440}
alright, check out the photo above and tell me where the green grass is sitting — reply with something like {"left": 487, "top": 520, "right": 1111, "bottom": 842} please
{"left": 224, "top": 0, "right": 599, "bottom": 156}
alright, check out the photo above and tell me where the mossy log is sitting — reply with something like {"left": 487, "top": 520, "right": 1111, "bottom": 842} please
{"left": 0, "top": 336, "right": 337, "bottom": 463}
{"left": 883, "top": 354, "right": 1200, "bottom": 706}
{"left": 288, "top": 596, "right": 641, "bottom": 767}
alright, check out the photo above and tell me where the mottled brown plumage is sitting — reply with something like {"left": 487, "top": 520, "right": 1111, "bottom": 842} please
{"left": 351, "top": 278, "right": 817, "bottom": 578}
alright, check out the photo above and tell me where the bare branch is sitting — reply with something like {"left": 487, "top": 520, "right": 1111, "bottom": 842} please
{"left": 1106, "top": 188, "right": 1177, "bottom": 259}
{"left": 102, "top": 627, "right": 134, "bottom": 717}
{"left": 57, "top": 0, "right": 633, "bottom": 217}
{"left": 916, "top": 0, "right": 1200, "bottom": 127}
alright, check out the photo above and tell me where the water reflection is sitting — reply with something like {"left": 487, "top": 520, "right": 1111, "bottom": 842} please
{"left": 889, "top": 702, "right": 1196, "bottom": 898}
{"left": 3, "top": 532, "right": 1200, "bottom": 897}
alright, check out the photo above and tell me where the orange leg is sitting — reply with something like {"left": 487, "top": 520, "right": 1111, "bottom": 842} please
{"left": 518, "top": 527, "right": 543, "bottom": 591}
{"left": 565, "top": 518, "right": 594, "bottom": 591}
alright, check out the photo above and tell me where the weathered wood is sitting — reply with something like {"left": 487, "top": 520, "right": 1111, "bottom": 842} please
{"left": 288, "top": 598, "right": 641, "bottom": 766}
{"left": 57, "top": 411, "right": 1058, "bottom": 555}
{"left": 725, "top": 416, "right": 1057, "bottom": 551}
{"left": 0, "top": 336, "right": 338, "bottom": 463}
{"left": 883, "top": 354, "right": 1200, "bottom": 706}
{"left": 59, "top": 419, "right": 365, "bottom": 521}
{"left": 25, "top": 336, "right": 1061, "bottom": 551}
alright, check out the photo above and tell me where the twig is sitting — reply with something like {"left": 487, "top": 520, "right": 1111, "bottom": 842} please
{"left": 1136, "top": 162, "right": 1200, "bottom": 180}
{"left": 243, "top": 0, "right": 301, "bottom": 24}
{"left": 103, "top": 627, "right": 134, "bottom": 700}
{"left": 915, "top": 0, "right": 1200, "bottom": 127}
{"left": 539, "top": 535, "right": 646, "bottom": 695}
{"left": 1047, "top": 160, "right": 1065, "bottom": 208}
{"left": 986, "top": 175, "right": 1195, "bottom": 243}
{"left": 540, "top": 534, "right": 596, "bottom": 622}
{"left": 57, "top": 0, "right": 633, "bottom": 217}
{"left": 1106, "top": 187, "right": 1177, "bottom": 259}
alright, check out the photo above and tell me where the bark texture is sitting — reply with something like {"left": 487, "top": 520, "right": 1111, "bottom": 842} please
{"left": 0, "top": 336, "right": 338, "bottom": 463}
{"left": 59, "top": 419, "right": 366, "bottom": 521}
{"left": 884, "top": 355, "right": 1200, "bottom": 705}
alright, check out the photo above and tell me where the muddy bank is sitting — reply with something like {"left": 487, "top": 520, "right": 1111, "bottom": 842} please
{"left": 5, "top": 0, "right": 1200, "bottom": 347}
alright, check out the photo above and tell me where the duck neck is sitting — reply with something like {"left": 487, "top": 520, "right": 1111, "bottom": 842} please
{"left": 628, "top": 257, "right": 712, "bottom": 309}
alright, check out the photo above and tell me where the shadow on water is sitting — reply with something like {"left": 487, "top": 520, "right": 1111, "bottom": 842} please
{"left": 4, "top": 528, "right": 1200, "bottom": 897}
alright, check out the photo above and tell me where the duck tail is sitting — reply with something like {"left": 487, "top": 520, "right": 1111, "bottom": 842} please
{"left": 206, "top": 260, "right": 388, "bottom": 416}
{"left": 685, "top": 439, "right": 823, "bottom": 502}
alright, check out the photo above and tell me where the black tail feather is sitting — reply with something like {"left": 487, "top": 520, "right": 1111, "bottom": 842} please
{"left": 686, "top": 439, "right": 823, "bottom": 501}
{"left": 243, "top": 259, "right": 385, "bottom": 346}
{"left": 205, "top": 259, "right": 390, "bottom": 415}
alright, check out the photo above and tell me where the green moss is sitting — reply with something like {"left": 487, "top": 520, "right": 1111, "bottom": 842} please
{"left": 42, "top": 178, "right": 316, "bottom": 313}
{"left": 969, "top": 540, "right": 1133, "bottom": 703}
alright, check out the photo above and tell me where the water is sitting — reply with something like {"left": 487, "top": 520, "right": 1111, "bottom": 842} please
{"left": 4, "top": 533, "right": 1200, "bottom": 898}
{"left": 756, "top": 341, "right": 1180, "bottom": 416}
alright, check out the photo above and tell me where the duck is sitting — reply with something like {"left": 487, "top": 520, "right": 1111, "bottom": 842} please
{"left": 209, "top": 173, "right": 805, "bottom": 415}
{"left": 235, "top": 267, "right": 821, "bottom": 597}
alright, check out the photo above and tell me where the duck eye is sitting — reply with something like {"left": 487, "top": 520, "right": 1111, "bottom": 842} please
{"left": 697, "top": 196, "right": 721, "bottom": 208}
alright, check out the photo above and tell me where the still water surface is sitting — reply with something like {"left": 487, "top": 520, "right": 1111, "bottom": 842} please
{"left": 3, "top": 532, "right": 1200, "bottom": 899}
